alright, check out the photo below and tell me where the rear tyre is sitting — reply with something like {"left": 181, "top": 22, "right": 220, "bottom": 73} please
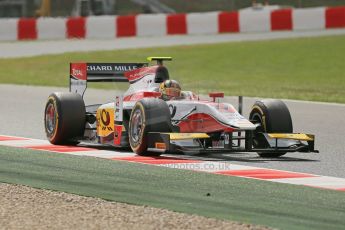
{"left": 129, "top": 98, "right": 171, "bottom": 156}
{"left": 249, "top": 99, "right": 293, "bottom": 158}
{"left": 44, "top": 92, "right": 85, "bottom": 144}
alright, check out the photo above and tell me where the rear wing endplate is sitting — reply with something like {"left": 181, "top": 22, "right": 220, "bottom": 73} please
{"left": 70, "top": 62, "right": 147, "bottom": 97}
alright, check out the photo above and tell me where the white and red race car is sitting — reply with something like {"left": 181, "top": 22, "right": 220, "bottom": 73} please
{"left": 44, "top": 57, "right": 317, "bottom": 157}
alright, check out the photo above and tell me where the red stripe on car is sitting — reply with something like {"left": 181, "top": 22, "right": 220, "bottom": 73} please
{"left": 70, "top": 63, "right": 87, "bottom": 80}
{"left": 178, "top": 113, "right": 234, "bottom": 133}
{"left": 124, "top": 66, "right": 158, "bottom": 82}
{"left": 124, "top": 91, "right": 161, "bottom": 102}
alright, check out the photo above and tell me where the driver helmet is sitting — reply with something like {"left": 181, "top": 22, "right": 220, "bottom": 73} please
{"left": 159, "top": 80, "right": 181, "bottom": 100}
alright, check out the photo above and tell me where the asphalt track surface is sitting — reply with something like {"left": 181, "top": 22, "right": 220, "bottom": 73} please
{"left": 1, "top": 29, "right": 345, "bottom": 58}
{"left": 1, "top": 30, "right": 345, "bottom": 179}
{"left": 1, "top": 84, "right": 344, "bottom": 179}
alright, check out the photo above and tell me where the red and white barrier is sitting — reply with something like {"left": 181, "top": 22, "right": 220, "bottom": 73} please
{"left": 326, "top": 7, "right": 345, "bottom": 28}
{"left": 86, "top": 16, "right": 115, "bottom": 39}
{"left": 0, "top": 18, "right": 17, "bottom": 41}
{"left": 240, "top": 7, "right": 272, "bottom": 32}
{"left": 187, "top": 12, "right": 219, "bottom": 35}
{"left": 0, "top": 6, "right": 344, "bottom": 41}
{"left": 38, "top": 17, "right": 66, "bottom": 39}
{"left": 137, "top": 14, "right": 166, "bottom": 37}
{"left": 218, "top": 11, "right": 239, "bottom": 33}
{"left": 293, "top": 7, "right": 325, "bottom": 30}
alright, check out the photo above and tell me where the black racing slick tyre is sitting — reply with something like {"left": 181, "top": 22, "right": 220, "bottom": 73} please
{"left": 129, "top": 98, "right": 172, "bottom": 156}
{"left": 249, "top": 99, "right": 293, "bottom": 158}
{"left": 44, "top": 92, "right": 85, "bottom": 144}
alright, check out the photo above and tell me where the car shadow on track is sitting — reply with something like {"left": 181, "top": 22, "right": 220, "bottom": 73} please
{"left": 79, "top": 143, "right": 319, "bottom": 163}
{"left": 179, "top": 152, "right": 319, "bottom": 163}
{"left": 79, "top": 143, "right": 132, "bottom": 152}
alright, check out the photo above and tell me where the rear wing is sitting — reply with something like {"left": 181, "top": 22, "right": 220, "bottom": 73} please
{"left": 70, "top": 63, "right": 147, "bottom": 97}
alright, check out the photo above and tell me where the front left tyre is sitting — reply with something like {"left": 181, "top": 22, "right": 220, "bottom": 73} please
{"left": 129, "top": 98, "right": 172, "bottom": 156}
{"left": 44, "top": 92, "right": 85, "bottom": 144}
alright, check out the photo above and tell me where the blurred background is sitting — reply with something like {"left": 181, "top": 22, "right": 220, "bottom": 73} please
{"left": 1, "top": 0, "right": 345, "bottom": 18}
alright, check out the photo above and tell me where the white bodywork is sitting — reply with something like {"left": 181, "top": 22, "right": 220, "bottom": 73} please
{"left": 100, "top": 73, "right": 256, "bottom": 131}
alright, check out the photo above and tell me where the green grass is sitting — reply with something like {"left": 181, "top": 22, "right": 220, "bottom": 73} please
{"left": 1, "top": 35, "right": 345, "bottom": 103}
{"left": 1, "top": 145, "right": 345, "bottom": 230}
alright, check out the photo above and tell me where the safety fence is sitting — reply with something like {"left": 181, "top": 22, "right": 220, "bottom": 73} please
{"left": 0, "top": 6, "right": 344, "bottom": 41}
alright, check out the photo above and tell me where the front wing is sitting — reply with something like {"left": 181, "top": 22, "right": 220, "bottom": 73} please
{"left": 146, "top": 132, "right": 318, "bottom": 154}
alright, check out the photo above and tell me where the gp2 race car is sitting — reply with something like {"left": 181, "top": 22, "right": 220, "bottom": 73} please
{"left": 44, "top": 57, "right": 318, "bottom": 157}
